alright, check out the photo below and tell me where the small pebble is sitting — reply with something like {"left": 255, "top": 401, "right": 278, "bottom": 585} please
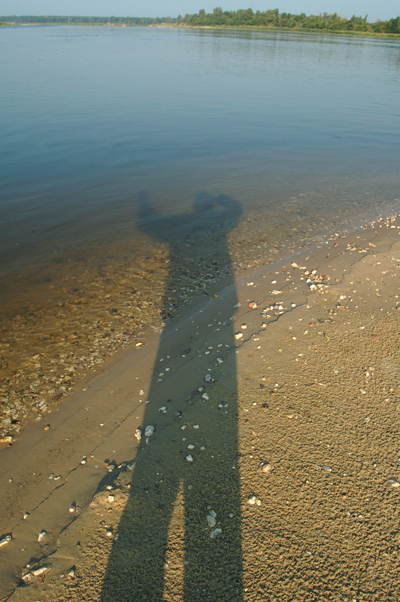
{"left": 0, "top": 534, "right": 11, "bottom": 547}
{"left": 261, "top": 464, "right": 273, "bottom": 474}
{"left": 207, "top": 515, "right": 216, "bottom": 528}
{"left": 145, "top": 425, "right": 154, "bottom": 437}
{"left": 186, "top": 455, "right": 193, "bottom": 462}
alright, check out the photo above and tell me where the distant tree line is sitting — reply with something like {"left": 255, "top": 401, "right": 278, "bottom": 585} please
{"left": 2, "top": 10, "right": 399, "bottom": 34}
{"left": 180, "top": 8, "right": 400, "bottom": 33}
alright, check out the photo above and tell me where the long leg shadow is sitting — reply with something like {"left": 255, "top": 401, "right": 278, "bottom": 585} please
{"left": 100, "top": 192, "right": 243, "bottom": 602}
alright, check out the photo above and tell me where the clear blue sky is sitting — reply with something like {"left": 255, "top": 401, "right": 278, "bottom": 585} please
{"left": 0, "top": 0, "right": 398, "bottom": 22}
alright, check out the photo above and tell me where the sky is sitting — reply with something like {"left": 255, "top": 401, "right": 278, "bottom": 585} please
{"left": 0, "top": 0, "right": 398, "bottom": 22}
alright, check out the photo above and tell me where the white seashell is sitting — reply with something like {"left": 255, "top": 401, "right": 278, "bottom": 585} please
{"left": 31, "top": 566, "right": 50, "bottom": 577}
{"left": 202, "top": 393, "right": 209, "bottom": 401}
{"left": 217, "top": 358, "right": 223, "bottom": 364}
{"left": 38, "top": 530, "right": 47, "bottom": 542}
{"left": 390, "top": 479, "right": 400, "bottom": 488}
{"left": 0, "top": 534, "right": 11, "bottom": 547}
{"left": 135, "top": 428, "right": 142, "bottom": 441}
{"left": 271, "top": 290, "right": 282, "bottom": 295}
{"left": 248, "top": 495, "right": 257, "bottom": 505}
{"left": 186, "top": 455, "right": 193, "bottom": 462}
{"left": 22, "top": 572, "right": 34, "bottom": 583}
{"left": 159, "top": 406, "right": 167, "bottom": 413}
{"left": 69, "top": 502, "right": 76, "bottom": 513}
{"left": 210, "top": 528, "right": 222, "bottom": 538}
{"left": 108, "top": 494, "right": 115, "bottom": 503}
{"left": 68, "top": 567, "right": 75, "bottom": 577}
{"left": 144, "top": 425, "right": 154, "bottom": 437}
{"left": 241, "top": 324, "right": 247, "bottom": 329}
{"left": 23, "top": 512, "right": 29, "bottom": 520}
{"left": 234, "top": 333, "right": 243, "bottom": 340}
{"left": 205, "top": 374, "right": 212, "bottom": 382}
{"left": 233, "top": 302, "right": 241, "bottom": 308}
{"left": 187, "top": 444, "right": 195, "bottom": 450}
{"left": 81, "top": 456, "right": 87, "bottom": 464}
{"left": 193, "top": 424, "right": 199, "bottom": 429}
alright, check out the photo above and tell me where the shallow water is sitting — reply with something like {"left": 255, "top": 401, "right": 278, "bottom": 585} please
{"left": 0, "top": 25, "right": 399, "bottom": 437}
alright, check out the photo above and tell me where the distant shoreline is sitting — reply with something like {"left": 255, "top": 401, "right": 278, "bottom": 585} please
{"left": 1, "top": 21, "right": 399, "bottom": 38}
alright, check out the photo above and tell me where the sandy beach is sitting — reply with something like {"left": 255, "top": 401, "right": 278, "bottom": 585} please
{"left": 1, "top": 214, "right": 400, "bottom": 602}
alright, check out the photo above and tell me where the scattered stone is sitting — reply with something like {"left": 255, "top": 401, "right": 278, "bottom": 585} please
{"left": 144, "top": 425, "right": 154, "bottom": 437}
{"left": 207, "top": 513, "right": 217, "bottom": 528}
{"left": 261, "top": 463, "right": 273, "bottom": 474}
{"left": 0, "top": 534, "right": 11, "bottom": 547}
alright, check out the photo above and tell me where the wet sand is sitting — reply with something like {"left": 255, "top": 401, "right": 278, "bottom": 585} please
{"left": 1, "top": 214, "right": 400, "bottom": 601}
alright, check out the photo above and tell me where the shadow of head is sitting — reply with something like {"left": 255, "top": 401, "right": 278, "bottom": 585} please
{"left": 136, "top": 190, "right": 242, "bottom": 245}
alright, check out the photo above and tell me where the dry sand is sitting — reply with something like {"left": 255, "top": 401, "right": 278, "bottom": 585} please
{"left": 1, "top": 216, "right": 400, "bottom": 602}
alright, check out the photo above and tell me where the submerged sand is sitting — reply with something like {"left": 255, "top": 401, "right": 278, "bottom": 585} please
{"left": 1, "top": 215, "right": 400, "bottom": 601}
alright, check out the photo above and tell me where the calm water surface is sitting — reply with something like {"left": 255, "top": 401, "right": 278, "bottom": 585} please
{"left": 0, "top": 26, "right": 400, "bottom": 403}
{"left": 1, "top": 25, "right": 400, "bottom": 276}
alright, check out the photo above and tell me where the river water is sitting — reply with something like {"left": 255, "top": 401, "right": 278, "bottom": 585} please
{"left": 0, "top": 25, "right": 399, "bottom": 436}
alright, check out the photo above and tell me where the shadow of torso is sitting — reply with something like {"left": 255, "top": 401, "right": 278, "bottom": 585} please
{"left": 101, "top": 192, "right": 243, "bottom": 602}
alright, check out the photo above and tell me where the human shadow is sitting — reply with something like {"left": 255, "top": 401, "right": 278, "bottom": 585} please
{"left": 100, "top": 191, "right": 243, "bottom": 602}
